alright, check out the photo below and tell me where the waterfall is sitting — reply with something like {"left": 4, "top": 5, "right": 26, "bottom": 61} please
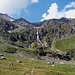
{"left": 36, "top": 28, "right": 44, "bottom": 47}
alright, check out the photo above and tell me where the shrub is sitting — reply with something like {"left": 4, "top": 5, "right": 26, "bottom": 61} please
{"left": 33, "top": 40, "right": 38, "bottom": 48}
{"left": 4, "top": 46, "right": 17, "bottom": 53}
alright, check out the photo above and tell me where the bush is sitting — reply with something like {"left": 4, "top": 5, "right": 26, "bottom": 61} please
{"left": 34, "top": 49, "right": 46, "bottom": 56}
{"left": 4, "top": 46, "right": 17, "bottom": 53}
{"left": 33, "top": 40, "right": 38, "bottom": 48}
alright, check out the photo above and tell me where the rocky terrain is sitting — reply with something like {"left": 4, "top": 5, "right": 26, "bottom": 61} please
{"left": 0, "top": 13, "right": 75, "bottom": 61}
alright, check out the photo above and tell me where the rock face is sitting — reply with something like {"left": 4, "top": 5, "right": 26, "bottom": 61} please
{"left": 0, "top": 13, "right": 75, "bottom": 60}
{"left": 0, "top": 13, "right": 14, "bottom": 21}
{"left": 0, "top": 18, "right": 18, "bottom": 32}
{"left": 0, "top": 53, "right": 3, "bottom": 56}
{"left": 0, "top": 14, "right": 75, "bottom": 47}
{"left": 13, "top": 18, "right": 34, "bottom": 28}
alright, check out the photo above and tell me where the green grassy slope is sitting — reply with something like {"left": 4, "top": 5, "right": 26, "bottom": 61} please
{"left": 0, "top": 56, "right": 75, "bottom": 75}
{"left": 55, "top": 35, "right": 75, "bottom": 51}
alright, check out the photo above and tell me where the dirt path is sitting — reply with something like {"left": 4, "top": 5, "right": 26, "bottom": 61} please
{"left": 30, "top": 68, "right": 35, "bottom": 75}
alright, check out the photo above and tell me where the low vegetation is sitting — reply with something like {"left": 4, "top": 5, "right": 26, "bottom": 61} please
{"left": 55, "top": 35, "right": 75, "bottom": 51}
{"left": 0, "top": 56, "right": 75, "bottom": 75}
{"left": 4, "top": 46, "right": 17, "bottom": 53}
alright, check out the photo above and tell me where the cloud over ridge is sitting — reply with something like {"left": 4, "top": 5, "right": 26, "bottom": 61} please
{"left": 41, "top": 2, "right": 75, "bottom": 21}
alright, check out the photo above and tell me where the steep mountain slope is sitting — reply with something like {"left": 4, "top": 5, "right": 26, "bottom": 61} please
{"left": 0, "top": 13, "right": 75, "bottom": 60}
{"left": 13, "top": 18, "right": 34, "bottom": 28}
{"left": 55, "top": 35, "right": 75, "bottom": 51}
{"left": 0, "top": 18, "right": 18, "bottom": 32}
{"left": 39, "top": 18, "right": 75, "bottom": 44}
{"left": 0, "top": 13, "right": 14, "bottom": 21}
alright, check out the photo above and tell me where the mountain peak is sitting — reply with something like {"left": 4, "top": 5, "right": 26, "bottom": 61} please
{"left": 59, "top": 17, "right": 70, "bottom": 22}
{"left": 14, "top": 18, "right": 30, "bottom": 23}
{"left": 0, "top": 13, "right": 14, "bottom": 21}
{"left": 19, "top": 18, "right": 26, "bottom": 21}
{"left": 13, "top": 18, "right": 34, "bottom": 27}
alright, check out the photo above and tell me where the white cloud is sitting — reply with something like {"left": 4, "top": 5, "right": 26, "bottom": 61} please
{"left": 0, "top": 0, "right": 39, "bottom": 15}
{"left": 65, "top": 9, "right": 75, "bottom": 18}
{"left": 64, "top": 2, "right": 75, "bottom": 10}
{"left": 31, "top": 0, "right": 38, "bottom": 3}
{"left": 41, "top": 2, "right": 75, "bottom": 21}
{"left": 42, "top": 3, "right": 58, "bottom": 21}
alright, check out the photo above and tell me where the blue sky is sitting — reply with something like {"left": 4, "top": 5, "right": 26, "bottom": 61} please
{"left": 0, "top": 0, "right": 75, "bottom": 22}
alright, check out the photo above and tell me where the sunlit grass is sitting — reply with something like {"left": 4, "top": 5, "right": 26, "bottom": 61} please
{"left": 0, "top": 56, "right": 75, "bottom": 75}
{"left": 55, "top": 35, "right": 75, "bottom": 51}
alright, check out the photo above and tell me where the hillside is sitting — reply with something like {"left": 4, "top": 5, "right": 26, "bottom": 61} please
{"left": 55, "top": 35, "right": 75, "bottom": 51}
{"left": 54, "top": 35, "right": 75, "bottom": 60}
{"left": 0, "top": 14, "right": 75, "bottom": 75}
{"left": 0, "top": 13, "right": 14, "bottom": 21}
{"left": 0, "top": 13, "right": 75, "bottom": 61}
{"left": 13, "top": 18, "right": 34, "bottom": 28}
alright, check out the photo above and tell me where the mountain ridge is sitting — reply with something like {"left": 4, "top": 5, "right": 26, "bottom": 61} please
{"left": 0, "top": 13, "right": 75, "bottom": 61}
{"left": 0, "top": 13, "right": 14, "bottom": 21}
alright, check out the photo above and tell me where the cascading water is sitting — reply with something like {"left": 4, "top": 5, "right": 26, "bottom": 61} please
{"left": 36, "top": 28, "right": 44, "bottom": 47}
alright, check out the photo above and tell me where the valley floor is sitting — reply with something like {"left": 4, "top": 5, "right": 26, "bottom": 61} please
{"left": 0, "top": 56, "right": 75, "bottom": 75}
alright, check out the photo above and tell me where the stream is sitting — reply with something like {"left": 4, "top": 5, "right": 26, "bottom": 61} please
{"left": 36, "top": 28, "right": 44, "bottom": 47}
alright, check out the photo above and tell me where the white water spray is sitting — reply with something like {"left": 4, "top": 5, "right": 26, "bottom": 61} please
{"left": 36, "top": 28, "right": 44, "bottom": 47}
